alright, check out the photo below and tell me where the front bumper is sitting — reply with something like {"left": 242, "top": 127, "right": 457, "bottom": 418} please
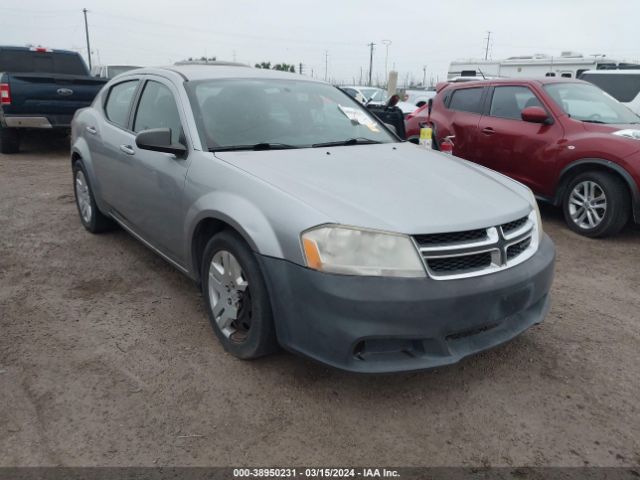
{"left": 259, "top": 235, "right": 555, "bottom": 373}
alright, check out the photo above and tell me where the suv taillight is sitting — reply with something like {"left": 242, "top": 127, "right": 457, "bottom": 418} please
{"left": 0, "top": 83, "right": 10, "bottom": 105}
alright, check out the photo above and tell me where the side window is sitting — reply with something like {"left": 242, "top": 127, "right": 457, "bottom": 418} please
{"left": 104, "top": 80, "right": 139, "bottom": 128}
{"left": 489, "top": 86, "right": 544, "bottom": 120}
{"left": 133, "top": 81, "right": 183, "bottom": 144}
{"left": 448, "top": 87, "right": 483, "bottom": 114}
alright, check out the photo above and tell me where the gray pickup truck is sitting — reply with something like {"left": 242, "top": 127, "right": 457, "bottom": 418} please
{"left": 0, "top": 46, "right": 106, "bottom": 153}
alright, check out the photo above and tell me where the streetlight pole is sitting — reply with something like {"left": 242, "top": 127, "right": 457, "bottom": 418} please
{"left": 83, "top": 8, "right": 92, "bottom": 70}
{"left": 382, "top": 39, "right": 392, "bottom": 86}
{"left": 367, "top": 42, "right": 375, "bottom": 86}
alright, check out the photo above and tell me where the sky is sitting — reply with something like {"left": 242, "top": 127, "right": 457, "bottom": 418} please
{"left": 1, "top": 0, "right": 638, "bottom": 86}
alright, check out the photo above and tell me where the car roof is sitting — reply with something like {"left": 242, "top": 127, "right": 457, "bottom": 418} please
{"left": 447, "top": 77, "right": 585, "bottom": 88}
{"left": 580, "top": 69, "right": 640, "bottom": 75}
{"left": 126, "top": 63, "right": 326, "bottom": 83}
{"left": 0, "top": 45, "right": 79, "bottom": 55}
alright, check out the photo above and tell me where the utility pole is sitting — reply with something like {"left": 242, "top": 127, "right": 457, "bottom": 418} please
{"left": 324, "top": 51, "right": 329, "bottom": 82}
{"left": 382, "top": 39, "right": 392, "bottom": 85}
{"left": 83, "top": 8, "right": 92, "bottom": 70}
{"left": 367, "top": 42, "right": 375, "bottom": 86}
{"left": 484, "top": 31, "right": 491, "bottom": 60}
{"left": 422, "top": 65, "right": 427, "bottom": 86}
{"left": 299, "top": 62, "right": 304, "bottom": 75}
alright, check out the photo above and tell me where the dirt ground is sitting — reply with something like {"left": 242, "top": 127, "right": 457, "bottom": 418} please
{"left": 1, "top": 132, "right": 639, "bottom": 468}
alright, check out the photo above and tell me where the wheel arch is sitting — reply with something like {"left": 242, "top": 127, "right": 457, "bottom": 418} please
{"left": 555, "top": 158, "right": 640, "bottom": 222}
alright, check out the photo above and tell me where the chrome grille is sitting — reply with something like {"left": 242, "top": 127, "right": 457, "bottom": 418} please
{"left": 414, "top": 212, "right": 538, "bottom": 280}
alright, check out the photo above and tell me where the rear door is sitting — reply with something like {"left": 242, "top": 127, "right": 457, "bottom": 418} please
{"left": 439, "top": 86, "right": 486, "bottom": 161}
{"left": 91, "top": 78, "right": 141, "bottom": 212}
{"left": 476, "top": 84, "right": 563, "bottom": 193}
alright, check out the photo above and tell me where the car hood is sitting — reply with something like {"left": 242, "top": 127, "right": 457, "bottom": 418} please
{"left": 580, "top": 121, "right": 640, "bottom": 134}
{"left": 215, "top": 143, "right": 532, "bottom": 234}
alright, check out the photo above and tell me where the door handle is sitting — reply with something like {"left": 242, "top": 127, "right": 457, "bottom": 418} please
{"left": 85, "top": 126, "right": 97, "bottom": 135}
{"left": 481, "top": 127, "right": 495, "bottom": 135}
{"left": 119, "top": 144, "right": 135, "bottom": 155}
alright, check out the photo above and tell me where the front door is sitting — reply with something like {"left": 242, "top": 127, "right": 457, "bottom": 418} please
{"left": 120, "top": 78, "right": 191, "bottom": 264}
{"left": 475, "top": 85, "right": 563, "bottom": 194}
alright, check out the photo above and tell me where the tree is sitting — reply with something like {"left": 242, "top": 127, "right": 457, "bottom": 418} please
{"left": 254, "top": 61, "right": 295, "bottom": 73}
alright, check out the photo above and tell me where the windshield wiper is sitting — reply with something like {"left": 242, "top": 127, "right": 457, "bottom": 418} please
{"left": 581, "top": 119, "right": 607, "bottom": 124}
{"left": 210, "top": 143, "right": 299, "bottom": 152}
{"left": 311, "top": 138, "right": 382, "bottom": 148}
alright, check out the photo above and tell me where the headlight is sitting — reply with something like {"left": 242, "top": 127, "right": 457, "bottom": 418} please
{"left": 525, "top": 188, "right": 544, "bottom": 245}
{"left": 612, "top": 129, "right": 640, "bottom": 140}
{"left": 301, "top": 225, "right": 426, "bottom": 277}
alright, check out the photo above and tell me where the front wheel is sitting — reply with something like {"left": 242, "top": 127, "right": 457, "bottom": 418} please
{"left": 201, "top": 230, "right": 278, "bottom": 359}
{"left": 562, "top": 171, "right": 630, "bottom": 238}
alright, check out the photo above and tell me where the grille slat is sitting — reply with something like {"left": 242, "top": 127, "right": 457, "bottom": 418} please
{"left": 507, "top": 237, "right": 532, "bottom": 260}
{"left": 414, "top": 228, "right": 487, "bottom": 246}
{"left": 427, "top": 252, "right": 492, "bottom": 273}
{"left": 501, "top": 216, "right": 528, "bottom": 235}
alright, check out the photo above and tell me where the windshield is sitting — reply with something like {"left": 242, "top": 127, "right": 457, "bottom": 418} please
{"left": 186, "top": 79, "right": 396, "bottom": 150}
{"left": 544, "top": 83, "right": 640, "bottom": 124}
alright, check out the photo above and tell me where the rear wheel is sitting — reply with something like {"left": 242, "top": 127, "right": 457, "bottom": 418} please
{"left": 0, "top": 127, "right": 20, "bottom": 154}
{"left": 562, "top": 171, "right": 630, "bottom": 237}
{"left": 201, "top": 230, "right": 278, "bottom": 359}
{"left": 72, "top": 161, "right": 116, "bottom": 233}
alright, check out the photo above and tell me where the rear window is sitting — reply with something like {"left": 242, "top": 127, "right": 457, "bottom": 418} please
{"left": 580, "top": 73, "right": 640, "bottom": 103}
{"left": 448, "top": 87, "right": 484, "bottom": 114}
{"left": 0, "top": 50, "right": 88, "bottom": 75}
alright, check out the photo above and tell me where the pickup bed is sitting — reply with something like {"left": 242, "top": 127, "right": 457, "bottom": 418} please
{"left": 0, "top": 46, "right": 106, "bottom": 153}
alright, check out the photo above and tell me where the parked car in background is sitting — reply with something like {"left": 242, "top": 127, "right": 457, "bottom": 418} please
{"left": 414, "top": 78, "right": 640, "bottom": 237}
{"left": 70, "top": 64, "right": 554, "bottom": 373}
{"left": 404, "top": 88, "right": 436, "bottom": 108}
{"left": 341, "top": 85, "right": 388, "bottom": 104}
{"left": 91, "top": 64, "right": 141, "bottom": 80}
{"left": 579, "top": 70, "right": 640, "bottom": 116}
{"left": 0, "top": 46, "right": 106, "bottom": 153}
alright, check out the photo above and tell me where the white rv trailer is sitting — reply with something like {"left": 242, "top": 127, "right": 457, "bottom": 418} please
{"left": 448, "top": 52, "right": 640, "bottom": 80}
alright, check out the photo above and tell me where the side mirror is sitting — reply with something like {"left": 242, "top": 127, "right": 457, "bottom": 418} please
{"left": 521, "top": 106, "right": 551, "bottom": 124}
{"left": 135, "top": 128, "right": 186, "bottom": 155}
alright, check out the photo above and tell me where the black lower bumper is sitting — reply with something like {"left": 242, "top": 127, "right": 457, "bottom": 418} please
{"left": 258, "top": 235, "right": 556, "bottom": 373}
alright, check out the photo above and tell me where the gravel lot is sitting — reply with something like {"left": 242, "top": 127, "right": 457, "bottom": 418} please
{"left": 1, "top": 133, "right": 639, "bottom": 468}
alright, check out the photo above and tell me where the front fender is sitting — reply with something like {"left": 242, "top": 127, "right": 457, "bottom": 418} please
{"left": 185, "top": 190, "right": 284, "bottom": 267}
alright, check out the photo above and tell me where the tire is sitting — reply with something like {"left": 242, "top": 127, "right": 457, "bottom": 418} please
{"left": 72, "top": 161, "right": 116, "bottom": 233}
{"left": 0, "top": 127, "right": 20, "bottom": 154}
{"left": 562, "top": 171, "right": 630, "bottom": 238}
{"left": 201, "top": 230, "right": 278, "bottom": 359}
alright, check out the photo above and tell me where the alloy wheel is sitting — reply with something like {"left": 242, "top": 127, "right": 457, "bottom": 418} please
{"left": 208, "top": 250, "right": 251, "bottom": 342}
{"left": 568, "top": 180, "right": 607, "bottom": 230}
{"left": 75, "top": 170, "right": 93, "bottom": 224}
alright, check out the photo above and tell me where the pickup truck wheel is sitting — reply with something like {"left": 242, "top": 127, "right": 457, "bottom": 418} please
{"left": 0, "top": 127, "right": 20, "bottom": 154}
{"left": 562, "top": 171, "right": 630, "bottom": 238}
{"left": 72, "top": 162, "right": 115, "bottom": 233}
{"left": 201, "top": 230, "right": 278, "bottom": 359}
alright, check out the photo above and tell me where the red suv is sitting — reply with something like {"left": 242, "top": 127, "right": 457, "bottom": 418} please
{"left": 406, "top": 78, "right": 640, "bottom": 237}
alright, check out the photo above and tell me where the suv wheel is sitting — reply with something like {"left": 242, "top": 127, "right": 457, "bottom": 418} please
{"left": 73, "top": 161, "right": 115, "bottom": 233}
{"left": 562, "top": 171, "right": 630, "bottom": 237}
{"left": 201, "top": 230, "right": 278, "bottom": 359}
{"left": 0, "top": 127, "right": 20, "bottom": 154}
